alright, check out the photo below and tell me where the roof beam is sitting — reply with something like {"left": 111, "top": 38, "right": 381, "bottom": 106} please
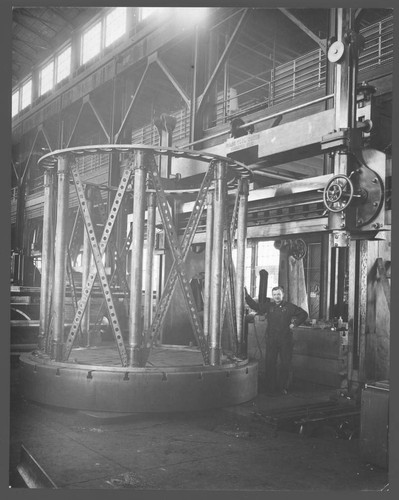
{"left": 12, "top": 47, "right": 33, "bottom": 63}
{"left": 19, "top": 9, "right": 58, "bottom": 33}
{"left": 14, "top": 36, "right": 49, "bottom": 52}
{"left": 47, "top": 7, "right": 75, "bottom": 29}
{"left": 115, "top": 62, "right": 151, "bottom": 142}
{"left": 278, "top": 8, "right": 327, "bottom": 53}
{"left": 197, "top": 8, "right": 251, "bottom": 113}
{"left": 155, "top": 55, "right": 190, "bottom": 107}
{"left": 13, "top": 13, "right": 54, "bottom": 46}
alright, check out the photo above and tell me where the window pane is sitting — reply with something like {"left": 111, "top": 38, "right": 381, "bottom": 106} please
{"left": 105, "top": 7, "right": 126, "bottom": 47}
{"left": 255, "top": 241, "right": 280, "bottom": 296}
{"left": 21, "top": 80, "right": 32, "bottom": 109}
{"left": 82, "top": 21, "right": 101, "bottom": 64}
{"left": 39, "top": 61, "right": 54, "bottom": 96}
{"left": 12, "top": 91, "right": 19, "bottom": 117}
{"left": 56, "top": 46, "right": 71, "bottom": 83}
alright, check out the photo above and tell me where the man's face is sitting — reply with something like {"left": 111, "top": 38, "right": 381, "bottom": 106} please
{"left": 272, "top": 289, "right": 284, "bottom": 304}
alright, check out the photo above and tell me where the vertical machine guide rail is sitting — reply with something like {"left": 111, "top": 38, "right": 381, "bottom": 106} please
{"left": 64, "top": 158, "right": 134, "bottom": 366}
{"left": 141, "top": 152, "right": 214, "bottom": 365}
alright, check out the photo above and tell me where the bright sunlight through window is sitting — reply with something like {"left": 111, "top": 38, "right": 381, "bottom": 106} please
{"left": 82, "top": 21, "right": 102, "bottom": 64}
{"left": 39, "top": 61, "right": 54, "bottom": 96}
{"left": 105, "top": 8, "right": 126, "bottom": 47}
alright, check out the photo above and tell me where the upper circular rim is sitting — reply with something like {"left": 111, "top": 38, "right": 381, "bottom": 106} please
{"left": 38, "top": 143, "right": 253, "bottom": 180}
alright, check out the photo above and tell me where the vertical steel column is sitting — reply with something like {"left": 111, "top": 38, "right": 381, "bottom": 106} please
{"left": 38, "top": 169, "right": 54, "bottom": 350}
{"left": 81, "top": 186, "right": 93, "bottom": 346}
{"left": 235, "top": 178, "right": 249, "bottom": 351}
{"left": 202, "top": 191, "right": 214, "bottom": 339}
{"left": 209, "top": 161, "right": 226, "bottom": 365}
{"left": 128, "top": 151, "right": 146, "bottom": 366}
{"left": 144, "top": 192, "right": 156, "bottom": 333}
{"left": 190, "top": 25, "right": 200, "bottom": 143}
{"left": 51, "top": 155, "right": 69, "bottom": 361}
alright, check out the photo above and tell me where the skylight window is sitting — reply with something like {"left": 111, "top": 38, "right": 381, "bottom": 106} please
{"left": 12, "top": 91, "right": 19, "bottom": 117}
{"left": 56, "top": 46, "right": 71, "bottom": 84}
{"left": 21, "top": 79, "right": 32, "bottom": 109}
{"left": 105, "top": 7, "right": 126, "bottom": 47}
{"left": 82, "top": 21, "right": 102, "bottom": 64}
{"left": 39, "top": 61, "right": 54, "bottom": 96}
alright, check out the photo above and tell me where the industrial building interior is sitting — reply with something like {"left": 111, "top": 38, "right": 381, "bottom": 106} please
{"left": 9, "top": 5, "right": 393, "bottom": 491}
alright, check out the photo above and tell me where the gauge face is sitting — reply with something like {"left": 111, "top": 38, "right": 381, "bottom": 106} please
{"left": 328, "top": 40, "right": 345, "bottom": 63}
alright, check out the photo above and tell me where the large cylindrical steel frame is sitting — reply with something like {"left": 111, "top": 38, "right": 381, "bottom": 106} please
{"left": 38, "top": 169, "right": 54, "bottom": 351}
{"left": 32, "top": 144, "right": 255, "bottom": 412}
{"left": 51, "top": 156, "right": 69, "bottom": 361}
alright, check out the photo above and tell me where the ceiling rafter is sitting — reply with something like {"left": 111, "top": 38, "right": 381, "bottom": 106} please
{"left": 14, "top": 36, "right": 49, "bottom": 52}
{"left": 19, "top": 8, "right": 59, "bottom": 33}
{"left": 47, "top": 7, "right": 75, "bottom": 29}
{"left": 278, "top": 8, "right": 326, "bottom": 53}
{"left": 13, "top": 13, "right": 54, "bottom": 46}
{"left": 12, "top": 47, "right": 33, "bottom": 63}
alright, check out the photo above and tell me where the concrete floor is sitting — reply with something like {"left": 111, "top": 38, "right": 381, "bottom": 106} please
{"left": 9, "top": 360, "right": 389, "bottom": 491}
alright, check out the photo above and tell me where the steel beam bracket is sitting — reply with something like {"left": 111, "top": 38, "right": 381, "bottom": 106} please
{"left": 321, "top": 127, "right": 362, "bottom": 153}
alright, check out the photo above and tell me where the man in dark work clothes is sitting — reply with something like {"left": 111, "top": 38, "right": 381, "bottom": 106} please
{"left": 245, "top": 285, "right": 308, "bottom": 395}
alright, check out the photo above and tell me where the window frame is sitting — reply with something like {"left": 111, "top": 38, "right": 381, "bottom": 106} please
{"left": 20, "top": 79, "right": 32, "bottom": 110}
{"left": 104, "top": 7, "right": 127, "bottom": 48}
{"left": 55, "top": 45, "right": 72, "bottom": 85}
{"left": 81, "top": 20, "right": 102, "bottom": 65}
{"left": 39, "top": 59, "right": 55, "bottom": 97}
{"left": 12, "top": 90, "right": 20, "bottom": 117}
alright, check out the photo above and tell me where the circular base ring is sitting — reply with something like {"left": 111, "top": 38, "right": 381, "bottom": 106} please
{"left": 19, "top": 352, "right": 258, "bottom": 413}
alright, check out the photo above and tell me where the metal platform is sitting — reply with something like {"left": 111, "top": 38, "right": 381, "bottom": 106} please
{"left": 19, "top": 346, "right": 258, "bottom": 413}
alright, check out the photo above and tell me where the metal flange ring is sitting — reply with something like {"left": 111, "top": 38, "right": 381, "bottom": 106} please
{"left": 323, "top": 174, "right": 354, "bottom": 213}
{"left": 37, "top": 144, "right": 253, "bottom": 181}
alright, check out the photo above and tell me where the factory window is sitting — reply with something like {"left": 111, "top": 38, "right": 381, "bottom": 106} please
{"left": 12, "top": 90, "right": 19, "bottom": 117}
{"left": 21, "top": 79, "right": 32, "bottom": 109}
{"left": 39, "top": 60, "right": 54, "bottom": 96}
{"left": 255, "top": 241, "right": 280, "bottom": 296}
{"left": 82, "top": 21, "right": 102, "bottom": 64}
{"left": 105, "top": 7, "right": 126, "bottom": 47}
{"left": 56, "top": 46, "right": 71, "bottom": 84}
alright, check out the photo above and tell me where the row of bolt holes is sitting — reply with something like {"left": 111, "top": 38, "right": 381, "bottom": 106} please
{"left": 45, "top": 368, "right": 249, "bottom": 379}
{"left": 69, "top": 174, "right": 124, "bottom": 342}
{"left": 158, "top": 195, "right": 202, "bottom": 330}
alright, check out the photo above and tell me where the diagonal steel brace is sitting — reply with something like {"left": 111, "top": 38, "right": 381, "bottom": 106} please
{"left": 142, "top": 151, "right": 212, "bottom": 364}
{"left": 63, "top": 160, "right": 133, "bottom": 365}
